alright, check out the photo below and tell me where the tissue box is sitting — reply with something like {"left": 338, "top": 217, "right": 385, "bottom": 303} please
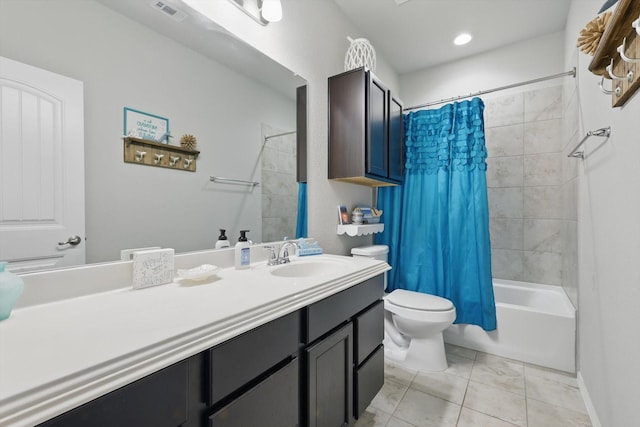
{"left": 297, "top": 238, "right": 323, "bottom": 256}
{"left": 132, "top": 248, "right": 174, "bottom": 289}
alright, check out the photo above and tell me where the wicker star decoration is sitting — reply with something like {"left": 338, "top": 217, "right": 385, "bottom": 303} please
{"left": 180, "top": 134, "right": 197, "bottom": 150}
{"left": 577, "top": 12, "right": 612, "bottom": 56}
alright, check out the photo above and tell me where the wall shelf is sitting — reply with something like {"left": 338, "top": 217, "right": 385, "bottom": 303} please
{"left": 123, "top": 136, "right": 200, "bottom": 172}
{"left": 337, "top": 223, "right": 384, "bottom": 237}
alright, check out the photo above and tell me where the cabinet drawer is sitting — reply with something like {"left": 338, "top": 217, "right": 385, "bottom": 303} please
{"left": 208, "top": 310, "right": 300, "bottom": 406}
{"left": 354, "top": 345, "right": 384, "bottom": 418}
{"left": 209, "top": 357, "right": 299, "bottom": 427}
{"left": 39, "top": 361, "right": 189, "bottom": 427}
{"left": 354, "top": 300, "right": 384, "bottom": 366}
{"left": 305, "top": 275, "right": 384, "bottom": 343}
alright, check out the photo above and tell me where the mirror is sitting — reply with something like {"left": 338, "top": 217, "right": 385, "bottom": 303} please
{"left": 0, "top": 0, "right": 306, "bottom": 269}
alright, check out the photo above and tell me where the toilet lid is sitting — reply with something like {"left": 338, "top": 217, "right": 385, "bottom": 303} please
{"left": 386, "top": 289, "right": 454, "bottom": 311}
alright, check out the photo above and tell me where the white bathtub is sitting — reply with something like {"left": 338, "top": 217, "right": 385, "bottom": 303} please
{"left": 443, "top": 279, "right": 576, "bottom": 373}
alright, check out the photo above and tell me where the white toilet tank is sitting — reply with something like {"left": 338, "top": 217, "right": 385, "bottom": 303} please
{"left": 350, "top": 245, "right": 389, "bottom": 262}
{"left": 351, "top": 245, "right": 389, "bottom": 288}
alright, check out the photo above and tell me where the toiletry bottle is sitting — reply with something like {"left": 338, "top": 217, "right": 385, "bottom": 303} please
{"left": 0, "top": 261, "right": 24, "bottom": 321}
{"left": 234, "top": 230, "right": 251, "bottom": 270}
{"left": 215, "top": 229, "right": 230, "bottom": 249}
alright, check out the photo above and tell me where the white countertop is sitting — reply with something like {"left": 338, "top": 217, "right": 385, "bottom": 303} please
{"left": 0, "top": 253, "right": 389, "bottom": 427}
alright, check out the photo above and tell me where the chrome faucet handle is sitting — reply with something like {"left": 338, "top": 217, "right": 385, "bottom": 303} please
{"left": 263, "top": 245, "right": 279, "bottom": 266}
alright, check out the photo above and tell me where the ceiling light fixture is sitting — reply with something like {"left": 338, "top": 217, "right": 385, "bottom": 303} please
{"left": 454, "top": 33, "right": 472, "bottom": 46}
{"left": 228, "top": 0, "right": 282, "bottom": 25}
{"left": 261, "top": 0, "right": 282, "bottom": 22}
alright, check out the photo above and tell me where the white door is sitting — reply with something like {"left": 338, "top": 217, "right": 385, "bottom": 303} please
{"left": 0, "top": 56, "right": 85, "bottom": 273}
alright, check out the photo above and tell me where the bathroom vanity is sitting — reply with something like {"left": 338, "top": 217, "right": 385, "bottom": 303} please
{"left": 0, "top": 251, "right": 388, "bottom": 427}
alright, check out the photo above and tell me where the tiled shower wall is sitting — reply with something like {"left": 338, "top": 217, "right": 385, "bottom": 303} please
{"left": 561, "top": 80, "right": 579, "bottom": 307}
{"left": 485, "top": 86, "right": 566, "bottom": 286}
{"left": 261, "top": 125, "right": 298, "bottom": 243}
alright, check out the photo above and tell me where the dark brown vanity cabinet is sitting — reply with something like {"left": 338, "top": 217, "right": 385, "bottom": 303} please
{"left": 328, "top": 67, "right": 404, "bottom": 187}
{"left": 37, "top": 276, "right": 385, "bottom": 427}
{"left": 38, "top": 360, "right": 191, "bottom": 427}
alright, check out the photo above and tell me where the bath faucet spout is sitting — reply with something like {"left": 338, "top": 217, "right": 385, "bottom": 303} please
{"left": 278, "top": 242, "right": 298, "bottom": 264}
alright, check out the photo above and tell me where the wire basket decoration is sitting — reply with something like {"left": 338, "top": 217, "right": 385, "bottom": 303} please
{"left": 344, "top": 37, "right": 376, "bottom": 72}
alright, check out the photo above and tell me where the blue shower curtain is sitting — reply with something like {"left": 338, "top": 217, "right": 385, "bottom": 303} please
{"left": 376, "top": 97, "right": 496, "bottom": 331}
{"left": 296, "top": 182, "right": 307, "bottom": 238}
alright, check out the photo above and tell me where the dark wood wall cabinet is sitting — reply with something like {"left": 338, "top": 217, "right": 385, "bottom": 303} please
{"left": 328, "top": 67, "right": 404, "bottom": 187}
{"left": 297, "top": 85, "right": 308, "bottom": 183}
{"left": 37, "top": 276, "right": 385, "bottom": 427}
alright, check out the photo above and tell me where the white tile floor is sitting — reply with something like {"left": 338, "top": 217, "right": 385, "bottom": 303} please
{"left": 356, "top": 344, "right": 592, "bottom": 427}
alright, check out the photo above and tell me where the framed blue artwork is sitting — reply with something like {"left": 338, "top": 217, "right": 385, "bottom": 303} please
{"left": 124, "top": 107, "right": 170, "bottom": 143}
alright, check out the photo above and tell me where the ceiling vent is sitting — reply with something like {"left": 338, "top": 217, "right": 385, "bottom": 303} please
{"left": 149, "top": 1, "right": 187, "bottom": 22}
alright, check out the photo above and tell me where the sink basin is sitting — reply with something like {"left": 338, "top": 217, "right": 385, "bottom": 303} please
{"left": 270, "top": 259, "right": 350, "bottom": 278}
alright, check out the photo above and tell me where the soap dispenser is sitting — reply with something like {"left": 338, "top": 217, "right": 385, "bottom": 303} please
{"left": 215, "top": 229, "right": 230, "bottom": 249}
{"left": 234, "top": 230, "right": 251, "bottom": 270}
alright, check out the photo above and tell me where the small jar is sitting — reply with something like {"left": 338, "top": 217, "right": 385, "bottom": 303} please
{"left": 351, "top": 210, "right": 363, "bottom": 224}
{"left": 0, "top": 262, "right": 24, "bottom": 321}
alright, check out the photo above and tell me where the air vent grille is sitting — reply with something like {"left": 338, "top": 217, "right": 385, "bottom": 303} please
{"left": 150, "top": 1, "right": 187, "bottom": 22}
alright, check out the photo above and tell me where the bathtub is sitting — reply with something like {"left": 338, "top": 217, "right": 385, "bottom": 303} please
{"left": 443, "top": 279, "right": 576, "bottom": 373}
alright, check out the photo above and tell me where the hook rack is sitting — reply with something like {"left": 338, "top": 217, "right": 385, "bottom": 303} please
{"left": 123, "top": 136, "right": 200, "bottom": 171}
{"left": 589, "top": 0, "right": 640, "bottom": 107}
{"left": 567, "top": 127, "right": 611, "bottom": 159}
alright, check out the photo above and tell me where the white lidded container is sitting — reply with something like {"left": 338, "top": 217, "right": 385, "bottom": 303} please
{"left": 351, "top": 245, "right": 389, "bottom": 288}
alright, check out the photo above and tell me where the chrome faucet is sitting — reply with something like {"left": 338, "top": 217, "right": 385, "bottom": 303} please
{"left": 278, "top": 241, "right": 298, "bottom": 264}
{"left": 264, "top": 242, "right": 299, "bottom": 265}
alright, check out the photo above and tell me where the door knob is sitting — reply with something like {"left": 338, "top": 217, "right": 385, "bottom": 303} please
{"left": 58, "top": 235, "right": 82, "bottom": 246}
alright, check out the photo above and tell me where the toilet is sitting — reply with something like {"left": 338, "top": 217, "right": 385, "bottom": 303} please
{"left": 384, "top": 289, "right": 456, "bottom": 372}
{"left": 351, "top": 244, "right": 457, "bottom": 372}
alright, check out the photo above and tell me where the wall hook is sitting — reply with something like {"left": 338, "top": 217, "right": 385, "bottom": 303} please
{"left": 169, "top": 156, "right": 181, "bottom": 167}
{"left": 633, "top": 16, "right": 640, "bottom": 36}
{"left": 135, "top": 151, "right": 146, "bottom": 162}
{"left": 154, "top": 153, "right": 164, "bottom": 164}
{"left": 606, "top": 58, "right": 633, "bottom": 82}
{"left": 184, "top": 158, "right": 193, "bottom": 169}
{"left": 598, "top": 76, "right": 615, "bottom": 95}
{"left": 617, "top": 37, "right": 640, "bottom": 63}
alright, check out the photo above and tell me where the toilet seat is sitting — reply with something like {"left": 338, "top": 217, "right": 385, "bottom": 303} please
{"left": 386, "top": 289, "right": 454, "bottom": 312}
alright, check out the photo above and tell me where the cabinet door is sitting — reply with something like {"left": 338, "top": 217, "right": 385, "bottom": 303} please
{"left": 296, "top": 85, "right": 307, "bottom": 183}
{"left": 388, "top": 95, "right": 404, "bottom": 182}
{"left": 366, "top": 75, "right": 388, "bottom": 178}
{"left": 306, "top": 323, "right": 353, "bottom": 427}
{"left": 209, "top": 358, "right": 299, "bottom": 427}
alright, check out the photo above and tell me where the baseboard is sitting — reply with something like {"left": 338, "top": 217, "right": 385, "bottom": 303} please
{"left": 577, "top": 371, "right": 602, "bottom": 427}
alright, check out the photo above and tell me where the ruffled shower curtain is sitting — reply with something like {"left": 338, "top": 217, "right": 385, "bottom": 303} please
{"left": 375, "top": 97, "right": 496, "bottom": 331}
{"left": 296, "top": 182, "right": 307, "bottom": 238}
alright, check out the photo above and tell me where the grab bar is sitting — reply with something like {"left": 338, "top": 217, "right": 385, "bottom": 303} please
{"left": 209, "top": 176, "right": 259, "bottom": 187}
{"left": 567, "top": 127, "right": 611, "bottom": 159}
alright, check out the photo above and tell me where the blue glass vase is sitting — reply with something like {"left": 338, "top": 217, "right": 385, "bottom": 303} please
{"left": 0, "top": 261, "right": 24, "bottom": 321}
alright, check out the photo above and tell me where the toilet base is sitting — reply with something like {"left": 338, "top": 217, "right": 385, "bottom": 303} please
{"left": 384, "top": 332, "right": 449, "bottom": 372}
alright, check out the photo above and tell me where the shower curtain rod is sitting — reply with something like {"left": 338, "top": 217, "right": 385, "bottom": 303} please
{"left": 405, "top": 67, "right": 576, "bottom": 111}
{"left": 264, "top": 130, "right": 296, "bottom": 142}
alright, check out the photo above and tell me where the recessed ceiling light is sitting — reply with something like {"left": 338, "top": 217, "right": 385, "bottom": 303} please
{"left": 454, "top": 33, "right": 472, "bottom": 46}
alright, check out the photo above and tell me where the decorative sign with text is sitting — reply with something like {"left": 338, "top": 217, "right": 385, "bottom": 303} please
{"left": 124, "top": 107, "right": 170, "bottom": 143}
